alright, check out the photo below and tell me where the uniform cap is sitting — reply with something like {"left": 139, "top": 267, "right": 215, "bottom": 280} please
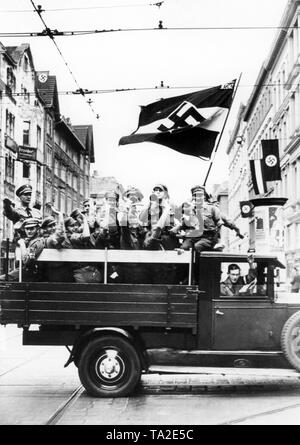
{"left": 152, "top": 184, "right": 168, "bottom": 192}
{"left": 105, "top": 191, "right": 119, "bottom": 200}
{"left": 22, "top": 217, "right": 41, "bottom": 228}
{"left": 16, "top": 184, "right": 32, "bottom": 197}
{"left": 123, "top": 187, "right": 143, "bottom": 201}
{"left": 70, "top": 208, "right": 82, "bottom": 219}
{"left": 191, "top": 185, "right": 205, "bottom": 196}
{"left": 41, "top": 216, "right": 56, "bottom": 230}
{"left": 64, "top": 217, "right": 76, "bottom": 228}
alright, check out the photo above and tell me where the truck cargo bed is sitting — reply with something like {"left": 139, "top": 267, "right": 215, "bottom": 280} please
{"left": 0, "top": 282, "right": 198, "bottom": 331}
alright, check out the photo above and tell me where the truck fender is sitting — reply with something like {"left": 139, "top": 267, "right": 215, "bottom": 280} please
{"left": 65, "top": 327, "right": 148, "bottom": 371}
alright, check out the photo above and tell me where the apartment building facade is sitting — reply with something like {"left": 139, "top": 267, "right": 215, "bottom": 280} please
{"left": 0, "top": 44, "right": 95, "bottom": 272}
{"left": 227, "top": 0, "right": 300, "bottom": 276}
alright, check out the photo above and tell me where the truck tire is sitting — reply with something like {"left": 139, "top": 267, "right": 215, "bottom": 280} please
{"left": 78, "top": 335, "right": 142, "bottom": 397}
{"left": 281, "top": 311, "right": 300, "bottom": 372}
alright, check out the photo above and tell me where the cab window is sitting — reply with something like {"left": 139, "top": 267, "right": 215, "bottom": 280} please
{"left": 219, "top": 261, "right": 267, "bottom": 298}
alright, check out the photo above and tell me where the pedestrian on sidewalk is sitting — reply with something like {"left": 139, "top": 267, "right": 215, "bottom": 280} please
{"left": 290, "top": 265, "right": 300, "bottom": 293}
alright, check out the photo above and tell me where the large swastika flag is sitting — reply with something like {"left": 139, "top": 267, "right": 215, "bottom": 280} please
{"left": 119, "top": 81, "right": 236, "bottom": 159}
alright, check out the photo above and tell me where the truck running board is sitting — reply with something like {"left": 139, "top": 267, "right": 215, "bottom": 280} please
{"left": 148, "top": 365, "right": 298, "bottom": 377}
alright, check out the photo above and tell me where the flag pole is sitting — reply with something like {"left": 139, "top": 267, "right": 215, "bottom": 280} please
{"left": 203, "top": 73, "right": 242, "bottom": 187}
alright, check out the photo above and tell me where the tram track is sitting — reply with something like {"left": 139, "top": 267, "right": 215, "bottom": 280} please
{"left": 43, "top": 381, "right": 300, "bottom": 425}
{"left": 220, "top": 400, "right": 300, "bottom": 424}
{"left": 45, "top": 385, "right": 85, "bottom": 425}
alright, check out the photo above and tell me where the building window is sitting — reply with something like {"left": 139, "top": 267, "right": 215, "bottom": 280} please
{"left": 53, "top": 188, "right": 59, "bottom": 209}
{"left": 5, "top": 110, "right": 15, "bottom": 138}
{"left": 6, "top": 67, "right": 16, "bottom": 93}
{"left": 60, "top": 192, "right": 66, "bottom": 213}
{"left": 54, "top": 132, "right": 60, "bottom": 146}
{"left": 5, "top": 155, "right": 15, "bottom": 180}
{"left": 54, "top": 158, "right": 59, "bottom": 177}
{"left": 23, "top": 162, "right": 30, "bottom": 178}
{"left": 80, "top": 176, "right": 84, "bottom": 195}
{"left": 37, "top": 125, "right": 42, "bottom": 150}
{"left": 37, "top": 165, "right": 41, "bottom": 192}
{"left": 21, "top": 85, "right": 30, "bottom": 103}
{"left": 46, "top": 182, "right": 52, "bottom": 203}
{"left": 61, "top": 164, "right": 66, "bottom": 182}
{"left": 23, "top": 55, "right": 29, "bottom": 72}
{"left": 79, "top": 154, "right": 83, "bottom": 169}
{"left": 61, "top": 139, "right": 66, "bottom": 152}
{"left": 294, "top": 163, "right": 297, "bottom": 201}
{"left": 23, "top": 121, "right": 31, "bottom": 146}
{"left": 46, "top": 147, "right": 52, "bottom": 166}
{"left": 46, "top": 115, "right": 53, "bottom": 137}
{"left": 72, "top": 174, "right": 78, "bottom": 190}
{"left": 67, "top": 196, "right": 72, "bottom": 214}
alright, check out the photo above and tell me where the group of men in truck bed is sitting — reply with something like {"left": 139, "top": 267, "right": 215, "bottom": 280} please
{"left": 1, "top": 182, "right": 244, "bottom": 283}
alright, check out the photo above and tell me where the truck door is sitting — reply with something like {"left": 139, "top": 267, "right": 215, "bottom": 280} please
{"left": 212, "top": 261, "right": 280, "bottom": 350}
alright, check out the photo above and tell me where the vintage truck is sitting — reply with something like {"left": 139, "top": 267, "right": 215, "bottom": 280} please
{"left": 0, "top": 248, "right": 300, "bottom": 398}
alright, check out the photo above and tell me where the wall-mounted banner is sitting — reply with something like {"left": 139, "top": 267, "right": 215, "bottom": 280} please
{"left": 17, "top": 146, "right": 37, "bottom": 162}
{"left": 261, "top": 139, "right": 281, "bottom": 182}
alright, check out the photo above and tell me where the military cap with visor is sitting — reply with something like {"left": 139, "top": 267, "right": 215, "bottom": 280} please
{"left": 70, "top": 208, "right": 82, "bottom": 219}
{"left": 22, "top": 217, "right": 41, "bottom": 228}
{"left": 123, "top": 187, "right": 143, "bottom": 201}
{"left": 64, "top": 217, "right": 76, "bottom": 228}
{"left": 152, "top": 184, "right": 168, "bottom": 192}
{"left": 105, "top": 191, "right": 119, "bottom": 200}
{"left": 191, "top": 185, "right": 205, "bottom": 196}
{"left": 16, "top": 184, "right": 32, "bottom": 197}
{"left": 41, "top": 216, "right": 56, "bottom": 230}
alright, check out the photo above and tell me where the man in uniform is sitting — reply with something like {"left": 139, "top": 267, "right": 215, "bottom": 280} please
{"left": 118, "top": 186, "right": 144, "bottom": 250}
{"left": 209, "top": 195, "right": 244, "bottom": 250}
{"left": 0, "top": 218, "right": 44, "bottom": 282}
{"left": 140, "top": 184, "right": 178, "bottom": 251}
{"left": 82, "top": 198, "right": 99, "bottom": 234}
{"left": 94, "top": 191, "right": 120, "bottom": 249}
{"left": 3, "top": 184, "right": 42, "bottom": 239}
{"left": 173, "top": 185, "right": 222, "bottom": 253}
{"left": 140, "top": 184, "right": 179, "bottom": 284}
{"left": 117, "top": 187, "right": 145, "bottom": 283}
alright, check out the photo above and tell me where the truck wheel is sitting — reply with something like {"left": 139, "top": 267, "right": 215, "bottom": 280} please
{"left": 78, "top": 336, "right": 142, "bottom": 397}
{"left": 281, "top": 311, "right": 300, "bottom": 372}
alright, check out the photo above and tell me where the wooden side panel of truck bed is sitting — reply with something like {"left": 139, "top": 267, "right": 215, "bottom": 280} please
{"left": 0, "top": 283, "right": 198, "bottom": 331}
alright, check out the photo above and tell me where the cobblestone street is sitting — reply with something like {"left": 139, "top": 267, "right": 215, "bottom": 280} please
{"left": 1, "top": 325, "right": 300, "bottom": 425}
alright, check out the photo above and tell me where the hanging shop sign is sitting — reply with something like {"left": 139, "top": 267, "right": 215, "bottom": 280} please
{"left": 17, "top": 146, "right": 37, "bottom": 162}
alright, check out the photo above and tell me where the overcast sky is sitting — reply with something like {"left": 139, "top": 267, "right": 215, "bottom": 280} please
{"left": 1, "top": 0, "right": 288, "bottom": 203}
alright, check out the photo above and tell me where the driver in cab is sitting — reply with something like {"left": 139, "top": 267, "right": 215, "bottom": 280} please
{"left": 220, "top": 254, "right": 257, "bottom": 297}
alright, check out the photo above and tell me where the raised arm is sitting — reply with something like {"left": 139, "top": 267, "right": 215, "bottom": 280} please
{"left": 3, "top": 199, "right": 21, "bottom": 224}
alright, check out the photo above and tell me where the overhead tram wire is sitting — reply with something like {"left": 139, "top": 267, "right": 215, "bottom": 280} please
{"left": 0, "top": 2, "right": 164, "bottom": 13}
{"left": 4, "top": 81, "right": 300, "bottom": 99}
{"left": 29, "top": 0, "right": 100, "bottom": 120}
{"left": 0, "top": 23, "right": 299, "bottom": 38}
